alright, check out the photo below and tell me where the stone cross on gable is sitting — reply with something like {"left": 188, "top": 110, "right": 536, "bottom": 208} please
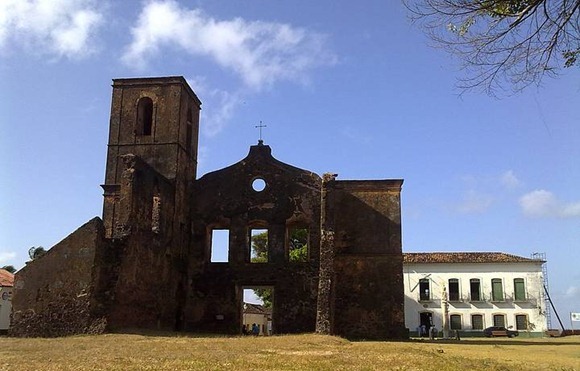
{"left": 255, "top": 121, "right": 267, "bottom": 144}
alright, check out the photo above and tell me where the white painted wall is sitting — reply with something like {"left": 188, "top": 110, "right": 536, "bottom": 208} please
{"left": 403, "top": 261, "right": 548, "bottom": 336}
{"left": 0, "top": 286, "right": 12, "bottom": 330}
{"left": 243, "top": 312, "right": 269, "bottom": 335}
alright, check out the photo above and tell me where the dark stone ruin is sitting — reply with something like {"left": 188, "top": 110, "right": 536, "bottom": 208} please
{"left": 11, "top": 77, "right": 407, "bottom": 339}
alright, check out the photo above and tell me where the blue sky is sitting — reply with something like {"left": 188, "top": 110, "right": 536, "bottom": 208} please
{"left": 1, "top": 0, "right": 579, "bottom": 327}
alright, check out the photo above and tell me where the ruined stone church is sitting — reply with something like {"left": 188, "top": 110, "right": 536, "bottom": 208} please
{"left": 12, "top": 76, "right": 406, "bottom": 339}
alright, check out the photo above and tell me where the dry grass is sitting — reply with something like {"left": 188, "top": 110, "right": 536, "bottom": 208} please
{"left": 0, "top": 333, "right": 578, "bottom": 370}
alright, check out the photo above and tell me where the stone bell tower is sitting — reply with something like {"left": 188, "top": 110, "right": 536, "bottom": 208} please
{"left": 101, "top": 76, "right": 201, "bottom": 238}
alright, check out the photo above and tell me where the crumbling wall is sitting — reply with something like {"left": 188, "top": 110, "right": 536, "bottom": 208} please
{"left": 329, "top": 180, "right": 408, "bottom": 340}
{"left": 10, "top": 218, "right": 108, "bottom": 337}
{"left": 100, "top": 154, "right": 185, "bottom": 331}
{"left": 187, "top": 144, "right": 322, "bottom": 334}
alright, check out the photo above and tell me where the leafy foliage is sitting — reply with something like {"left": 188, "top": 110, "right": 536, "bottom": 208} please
{"left": 250, "top": 231, "right": 268, "bottom": 262}
{"left": 250, "top": 229, "right": 309, "bottom": 307}
{"left": 28, "top": 246, "right": 46, "bottom": 260}
{"left": 288, "top": 228, "right": 308, "bottom": 262}
{"left": 405, "top": 0, "right": 580, "bottom": 95}
{"left": 1, "top": 265, "right": 16, "bottom": 273}
{"left": 253, "top": 287, "right": 273, "bottom": 309}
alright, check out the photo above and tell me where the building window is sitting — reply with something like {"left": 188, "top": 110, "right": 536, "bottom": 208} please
{"left": 250, "top": 228, "right": 268, "bottom": 263}
{"left": 491, "top": 278, "right": 504, "bottom": 301}
{"left": 471, "top": 314, "right": 484, "bottom": 330}
{"left": 210, "top": 229, "right": 229, "bottom": 262}
{"left": 186, "top": 108, "right": 193, "bottom": 153}
{"left": 493, "top": 314, "right": 506, "bottom": 327}
{"left": 419, "top": 279, "right": 430, "bottom": 301}
{"left": 450, "top": 314, "right": 462, "bottom": 330}
{"left": 252, "top": 178, "right": 267, "bottom": 192}
{"left": 288, "top": 227, "right": 308, "bottom": 262}
{"left": 448, "top": 278, "right": 460, "bottom": 301}
{"left": 151, "top": 194, "right": 161, "bottom": 233}
{"left": 515, "top": 314, "right": 528, "bottom": 330}
{"left": 513, "top": 278, "right": 526, "bottom": 301}
{"left": 137, "top": 97, "right": 153, "bottom": 136}
{"left": 469, "top": 278, "right": 481, "bottom": 301}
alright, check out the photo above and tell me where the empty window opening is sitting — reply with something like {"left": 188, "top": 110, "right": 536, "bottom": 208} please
{"left": 448, "top": 278, "right": 460, "bottom": 301}
{"left": 450, "top": 314, "right": 462, "bottom": 330}
{"left": 471, "top": 314, "right": 484, "bottom": 330}
{"left": 210, "top": 229, "right": 230, "bottom": 262}
{"left": 491, "top": 278, "right": 504, "bottom": 302}
{"left": 186, "top": 108, "right": 193, "bottom": 153}
{"left": 288, "top": 227, "right": 308, "bottom": 262}
{"left": 151, "top": 194, "right": 161, "bottom": 233}
{"left": 493, "top": 314, "right": 506, "bottom": 327}
{"left": 242, "top": 287, "right": 273, "bottom": 336}
{"left": 419, "top": 279, "right": 430, "bottom": 301}
{"left": 252, "top": 178, "right": 266, "bottom": 192}
{"left": 470, "top": 279, "right": 481, "bottom": 301}
{"left": 515, "top": 314, "right": 528, "bottom": 330}
{"left": 137, "top": 97, "right": 153, "bottom": 136}
{"left": 513, "top": 278, "right": 526, "bottom": 301}
{"left": 250, "top": 229, "right": 268, "bottom": 263}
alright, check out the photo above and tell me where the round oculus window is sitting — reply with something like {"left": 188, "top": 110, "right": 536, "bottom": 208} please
{"left": 252, "top": 178, "right": 266, "bottom": 192}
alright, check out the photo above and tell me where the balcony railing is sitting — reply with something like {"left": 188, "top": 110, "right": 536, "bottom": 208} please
{"left": 512, "top": 292, "right": 537, "bottom": 304}
{"left": 467, "top": 292, "right": 487, "bottom": 302}
{"left": 489, "top": 292, "right": 506, "bottom": 302}
{"left": 447, "top": 293, "right": 465, "bottom": 302}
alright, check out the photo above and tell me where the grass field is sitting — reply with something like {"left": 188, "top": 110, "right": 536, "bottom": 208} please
{"left": 0, "top": 333, "right": 578, "bottom": 370}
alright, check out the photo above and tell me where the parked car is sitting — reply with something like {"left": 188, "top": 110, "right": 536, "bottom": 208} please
{"left": 483, "top": 326, "right": 519, "bottom": 338}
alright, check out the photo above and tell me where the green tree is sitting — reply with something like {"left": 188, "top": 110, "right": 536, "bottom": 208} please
{"left": 1, "top": 265, "right": 16, "bottom": 273}
{"left": 405, "top": 0, "right": 580, "bottom": 95}
{"left": 28, "top": 246, "right": 46, "bottom": 260}
{"left": 250, "top": 229, "right": 309, "bottom": 307}
{"left": 250, "top": 231, "right": 272, "bottom": 307}
{"left": 288, "top": 228, "right": 308, "bottom": 263}
{"left": 250, "top": 231, "right": 269, "bottom": 263}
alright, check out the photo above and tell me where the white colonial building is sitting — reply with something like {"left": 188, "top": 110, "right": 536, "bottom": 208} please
{"left": 0, "top": 269, "right": 14, "bottom": 333}
{"left": 403, "top": 252, "right": 548, "bottom": 337}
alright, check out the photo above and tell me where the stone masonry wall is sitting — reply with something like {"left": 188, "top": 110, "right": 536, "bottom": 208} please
{"left": 10, "top": 218, "right": 108, "bottom": 337}
{"left": 329, "top": 180, "right": 407, "bottom": 340}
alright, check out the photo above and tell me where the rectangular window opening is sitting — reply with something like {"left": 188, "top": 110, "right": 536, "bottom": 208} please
{"left": 471, "top": 314, "right": 483, "bottom": 330}
{"left": 450, "top": 314, "right": 462, "bottom": 330}
{"left": 152, "top": 195, "right": 161, "bottom": 233}
{"left": 419, "top": 279, "right": 430, "bottom": 301}
{"left": 492, "top": 278, "right": 504, "bottom": 302}
{"left": 242, "top": 286, "right": 274, "bottom": 336}
{"left": 448, "top": 278, "right": 460, "bottom": 301}
{"left": 210, "top": 229, "right": 229, "bottom": 263}
{"left": 288, "top": 227, "right": 308, "bottom": 262}
{"left": 493, "top": 314, "right": 506, "bottom": 327}
{"left": 250, "top": 229, "right": 268, "bottom": 263}
{"left": 470, "top": 279, "right": 481, "bottom": 301}
{"left": 514, "top": 278, "right": 526, "bottom": 301}
{"left": 515, "top": 314, "right": 528, "bottom": 330}
{"left": 186, "top": 122, "right": 193, "bottom": 153}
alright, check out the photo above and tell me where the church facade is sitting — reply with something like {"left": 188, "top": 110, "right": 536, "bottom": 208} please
{"left": 11, "top": 77, "right": 406, "bottom": 339}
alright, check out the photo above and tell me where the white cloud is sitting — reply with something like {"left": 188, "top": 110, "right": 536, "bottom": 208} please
{"left": 186, "top": 76, "right": 243, "bottom": 137}
{"left": 123, "top": 1, "right": 336, "bottom": 90}
{"left": 519, "top": 190, "right": 580, "bottom": 218}
{"left": 0, "top": 251, "right": 16, "bottom": 264}
{"left": 500, "top": 170, "right": 521, "bottom": 189}
{"left": 457, "top": 190, "right": 493, "bottom": 214}
{"left": 0, "top": 0, "right": 103, "bottom": 58}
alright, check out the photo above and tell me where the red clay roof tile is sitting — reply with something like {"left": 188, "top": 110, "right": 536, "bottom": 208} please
{"left": 0, "top": 269, "right": 14, "bottom": 287}
{"left": 403, "top": 252, "right": 543, "bottom": 264}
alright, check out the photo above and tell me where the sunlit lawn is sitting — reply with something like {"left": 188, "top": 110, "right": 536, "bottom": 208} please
{"left": 0, "top": 333, "right": 578, "bottom": 370}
